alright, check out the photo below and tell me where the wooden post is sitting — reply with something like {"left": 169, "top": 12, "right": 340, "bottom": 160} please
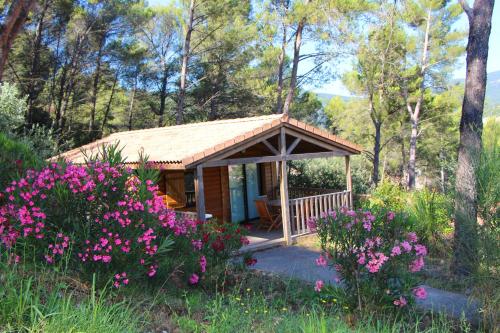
{"left": 279, "top": 128, "right": 292, "bottom": 245}
{"left": 195, "top": 164, "right": 206, "bottom": 221}
{"left": 345, "top": 155, "right": 353, "bottom": 208}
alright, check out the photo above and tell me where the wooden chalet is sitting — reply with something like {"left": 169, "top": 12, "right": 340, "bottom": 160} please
{"left": 57, "top": 115, "right": 363, "bottom": 249}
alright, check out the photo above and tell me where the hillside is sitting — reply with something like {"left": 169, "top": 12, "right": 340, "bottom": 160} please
{"left": 316, "top": 70, "right": 500, "bottom": 117}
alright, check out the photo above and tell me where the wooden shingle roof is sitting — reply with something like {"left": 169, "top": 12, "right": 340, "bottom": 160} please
{"left": 55, "top": 114, "right": 362, "bottom": 168}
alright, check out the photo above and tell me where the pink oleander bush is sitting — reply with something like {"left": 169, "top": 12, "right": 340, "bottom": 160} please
{"left": 310, "top": 207, "right": 428, "bottom": 311}
{"left": 0, "top": 145, "right": 247, "bottom": 288}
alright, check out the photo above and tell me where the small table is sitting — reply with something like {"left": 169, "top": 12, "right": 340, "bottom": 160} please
{"left": 268, "top": 199, "right": 281, "bottom": 207}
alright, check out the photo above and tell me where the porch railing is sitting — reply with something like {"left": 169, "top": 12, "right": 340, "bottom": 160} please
{"left": 289, "top": 190, "right": 352, "bottom": 236}
{"left": 288, "top": 187, "right": 340, "bottom": 199}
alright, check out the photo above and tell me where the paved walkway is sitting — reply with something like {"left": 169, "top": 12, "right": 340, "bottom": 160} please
{"left": 247, "top": 245, "right": 480, "bottom": 325}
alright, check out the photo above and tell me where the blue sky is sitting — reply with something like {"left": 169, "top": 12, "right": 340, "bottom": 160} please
{"left": 148, "top": 0, "right": 499, "bottom": 96}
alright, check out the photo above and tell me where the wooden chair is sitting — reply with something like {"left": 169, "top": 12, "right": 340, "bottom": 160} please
{"left": 254, "top": 198, "right": 281, "bottom": 231}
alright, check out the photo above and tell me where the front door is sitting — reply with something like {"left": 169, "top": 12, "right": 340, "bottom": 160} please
{"left": 228, "top": 164, "right": 260, "bottom": 222}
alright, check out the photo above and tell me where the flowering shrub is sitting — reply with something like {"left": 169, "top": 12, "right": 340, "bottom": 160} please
{"left": 167, "top": 215, "right": 249, "bottom": 285}
{"left": 0, "top": 146, "right": 247, "bottom": 287}
{"left": 310, "top": 207, "right": 428, "bottom": 310}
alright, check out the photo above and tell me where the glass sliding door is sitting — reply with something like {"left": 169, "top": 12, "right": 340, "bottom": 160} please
{"left": 245, "top": 164, "right": 260, "bottom": 220}
{"left": 228, "top": 164, "right": 261, "bottom": 222}
{"left": 229, "top": 165, "right": 246, "bottom": 223}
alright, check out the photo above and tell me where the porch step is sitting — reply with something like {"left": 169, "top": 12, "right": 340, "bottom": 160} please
{"left": 238, "top": 238, "right": 286, "bottom": 254}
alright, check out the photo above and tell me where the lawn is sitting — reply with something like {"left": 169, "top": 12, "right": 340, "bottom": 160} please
{"left": 0, "top": 257, "right": 475, "bottom": 333}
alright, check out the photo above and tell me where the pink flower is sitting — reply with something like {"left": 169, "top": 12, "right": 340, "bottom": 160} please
{"left": 414, "top": 244, "right": 427, "bottom": 257}
{"left": 409, "top": 257, "right": 425, "bottom": 272}
{"left": 387, "top": 211, "right": 395, "bottom": 221}
{"left": 407, "top": 232, "right": 418, "bottom": 243}
{"left": 363, "top": 220, "right": 372, "bottom": 231}
{"left": 189, "top": 273, "right": 199, "bottom": 285}
{"left": 393, "top": 296, "right": 407, "bottom": 307}
{"left": 314, "top": 280, "right": 324, "bottom": 292}
{"left": 307, "top": 217, "right": 317, "bottom": 231}
{"left": 346, "top": 210, "right": 356, "bottom": 217}
{"left": 366, "top": 252, "right": 388, "bottom": 273}
{"left": 357, "top": 252, "right": 366, "bottom": 265}
{"left": 147, "top": 265, "right": 157, "bottom": 277}
{"left": 315, "top": 254, "right": 328, "bottom": 267}
{"left": 200, "top": 255, "right": 207, "bottom": 273}
{"left": 401, "top": 241, "right": 412, "bottom": 252}
{"left": 413, "top": 287, "right": 427, "bottom": 299}
{"left": 391, "top": 245, "right": 402, "bottom": 257}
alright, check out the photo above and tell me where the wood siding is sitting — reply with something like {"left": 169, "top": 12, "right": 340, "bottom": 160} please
{"left": 261, "top": 162, "right": 279, "bottom": 199}
{"left": 203, "top": 167, "right": 230, "bottom": 222}
{"left": 159, "top": 170, "right": 186, "bottom": 208}
{"left": 162, "top": 168, "right": 230, "bottom": 222}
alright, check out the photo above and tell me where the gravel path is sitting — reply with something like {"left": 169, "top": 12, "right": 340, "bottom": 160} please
{"left": 247, "top": 245, "right": 480, "bottom": 325}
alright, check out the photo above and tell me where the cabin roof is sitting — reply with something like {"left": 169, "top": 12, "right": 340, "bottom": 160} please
{"left": 54, "top": 114, "right": 363, "bottom": 168}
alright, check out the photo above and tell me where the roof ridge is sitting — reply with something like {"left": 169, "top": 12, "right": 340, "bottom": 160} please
{"left": 108, "top": 114, "right": 284, "bottom": 138}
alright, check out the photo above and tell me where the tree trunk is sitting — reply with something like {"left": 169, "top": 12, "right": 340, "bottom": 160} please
{"left": 282, "top": 16, "right": 306, "bottom": 115}
{"left": 55, "top": 63, "right": 69, "bottom": 130}
{"left": 177, "top": 0, "right": 196, "bottom": 125}
{"left": 158, "top": 65, "right": 168, "bottom": 127}
{"left": 89, "top": 35, "right": 106, "bottom": 133}
{"left": 407, "top": 115, "right": 419, "bottom": 189}
{"left": 48, "top": 28, "right": 62, "bottom": 120}
{"left": 100, "top": 71, "right": 118, "bottom": 136}
{"left": 372, "top": 121, "right": 382, "bottom": 185}
{"left": 209, "top": 95, "right": 218, "bottom": 120}
{"left": 406, "top": 9, "right": 430, "bottom": 190}
{"left": 26, "top": 0, "right": 50, "bottom": 127}
{"left": 276, "top": 18, "right": 287, "bottom": 114}
{"left": 453, "top": 0, "right": 494, "bottom": 276}
{"left": 128, "top": 77, "right": 137, "bottom": 131}
{"left": 0, "top": 0, "right": 36, "bottom": 81}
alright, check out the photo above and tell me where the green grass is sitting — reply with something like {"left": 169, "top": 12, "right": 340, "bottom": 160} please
{"left": 0, "top": 262, "right": 142, "bottom": 332}
{"left": 0, "top": 259, "right": 477, "bottom": 332}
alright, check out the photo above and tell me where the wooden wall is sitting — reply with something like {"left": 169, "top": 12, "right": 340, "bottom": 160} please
{"left": 203, "top": 167, "right": 230, "bottom": 222}
{"left": 160, "top": 170, "right": 187, "bottom": 207}
{"left": 161, "top": 167, "right": 230, "bottom": 222}
{"left": 261, "top": 162, "right": 279, "bottom": 199}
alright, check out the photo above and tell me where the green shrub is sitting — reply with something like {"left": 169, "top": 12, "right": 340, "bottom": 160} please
{"left": 366, "top": 181, "right": 408, "bottom": 212}
{"left": 0, "top": 83, "right": 26, "bottom": 134}
{"left": 474, "top": 118, "right": 500, "bottom": 330}
{"left": 407, "top": 189, "right": 452, "bottom": 254}
{"left": 0, "top": 132, "right": 41, "bottom": 189}
{"left": 289, "top": 157, "right": 371, "bottom": 194}
{"left": 366, "top": 181, "right": 452, "bottom": 254}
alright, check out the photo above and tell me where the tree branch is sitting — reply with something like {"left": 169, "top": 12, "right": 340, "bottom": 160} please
{"left": 459, "top": 0, "right": 473, "bottom": 21}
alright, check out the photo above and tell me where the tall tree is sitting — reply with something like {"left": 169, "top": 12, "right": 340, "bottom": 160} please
{"left": 453, "top": 0, "right": 495, "bottom": 276}
{"left": 177, "top": 0, "right": 195, "bottom": 125}
{"left": 138, "top": 6, "right": 180, "bottom": 127}
{"left": 272, "top": 0, "right": 290, "bottom": 114}
{"left": 344, "top": 2, "right": 405, "bottom": 185}
{"left": 402, "top": 0, "right": 463, "bottom": 189}
{"left": 283, "top": 0, "right": 310, "bottom": 115}
{"left": 87, "top": 0, "right": 135, "bottom": 134}
{"left": 0, "top": 0, "right": 37, "bottom": 81}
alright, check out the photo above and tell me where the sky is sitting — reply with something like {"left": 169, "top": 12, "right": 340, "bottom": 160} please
{"left": 148, "top": 0, "right": 500, "bottom": 96}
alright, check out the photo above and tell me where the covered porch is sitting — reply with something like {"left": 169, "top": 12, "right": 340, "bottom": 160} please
{"left": 188, "top": 116, "right": 360, "bottom": 247}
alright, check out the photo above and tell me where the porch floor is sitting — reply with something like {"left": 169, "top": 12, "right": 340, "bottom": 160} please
{"left": 242, "top": 227, "right": 284, "bottom": 252}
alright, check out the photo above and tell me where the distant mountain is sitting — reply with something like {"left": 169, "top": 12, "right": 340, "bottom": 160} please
{"left": 315, "top": 92, "right": 357, "bottom": 106}
{"left": 316, "top": 70, "right": 500, "bottom": 117}
{"left": 485, "top": 70, "right": 500, "bottom": 107}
